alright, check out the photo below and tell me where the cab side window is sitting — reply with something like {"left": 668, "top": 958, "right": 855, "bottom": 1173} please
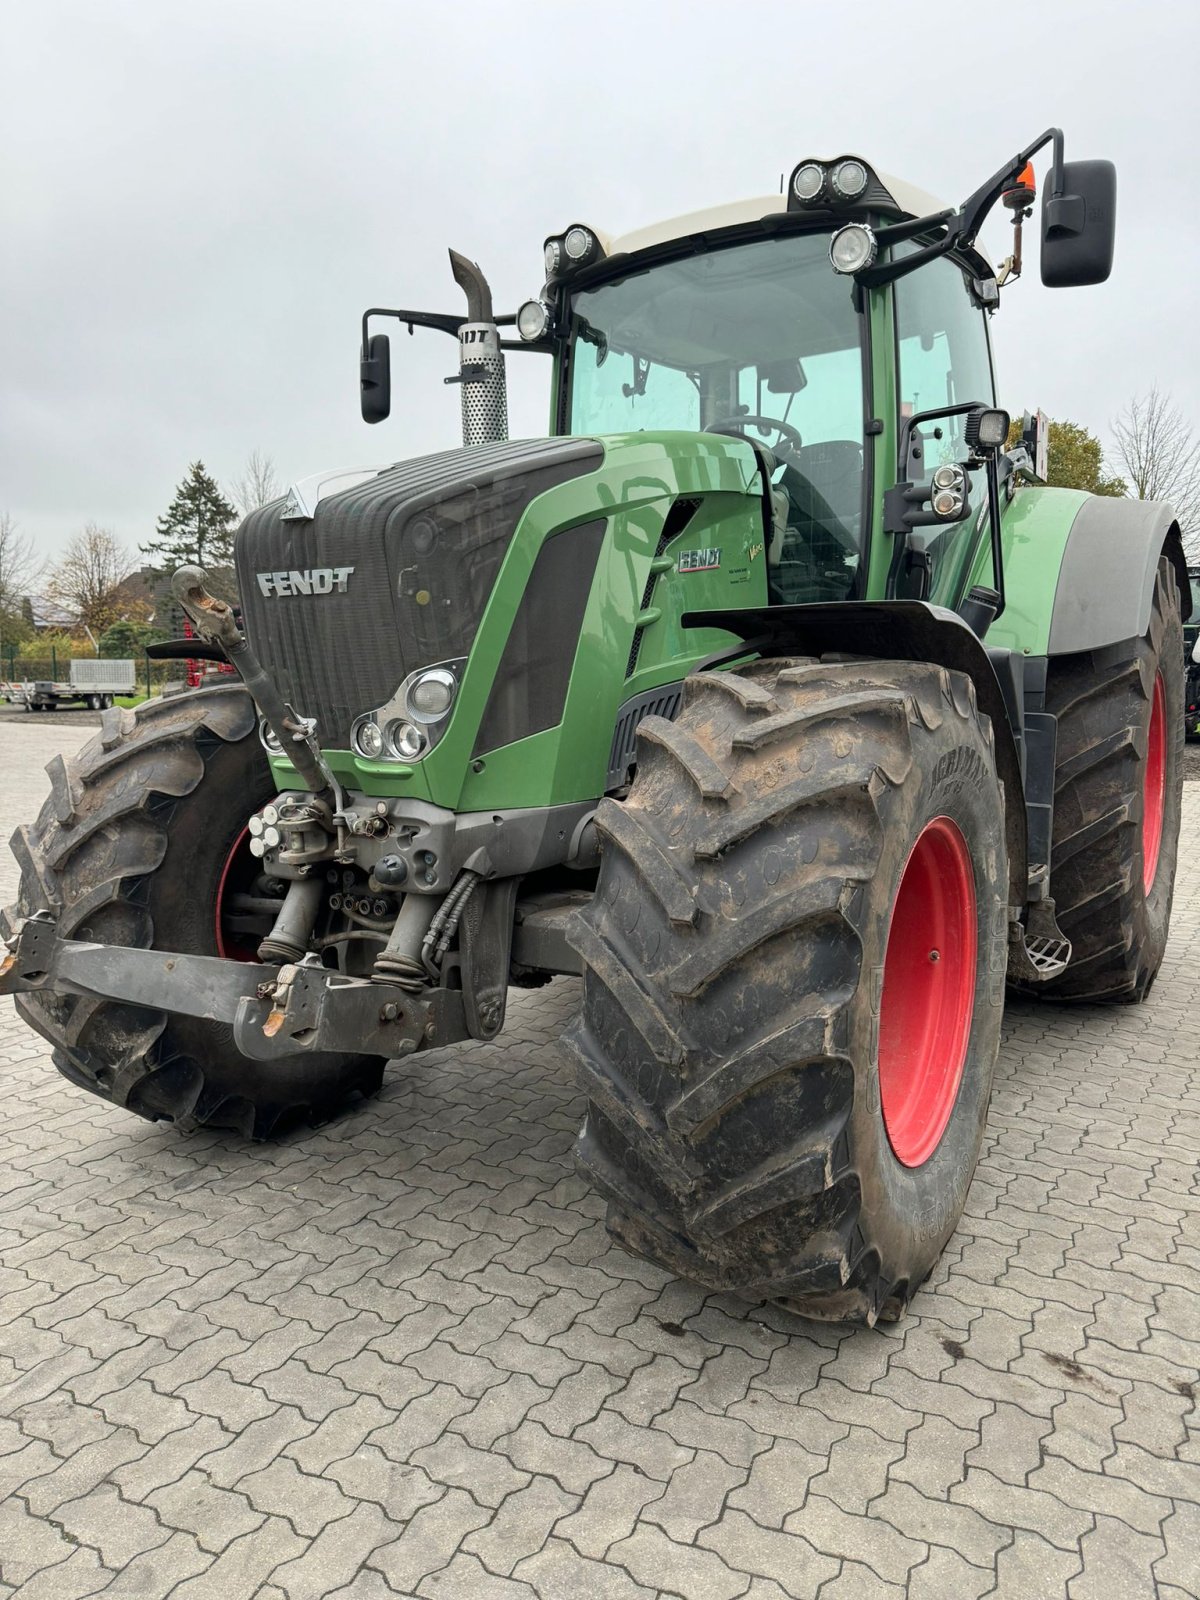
{"left": 896, "top": 257, "right": 995, "bottom": 479}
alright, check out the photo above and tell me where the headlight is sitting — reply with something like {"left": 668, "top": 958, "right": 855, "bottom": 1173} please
{"left": 353, "top": 719, "right": 385, "bottom": 760}
{"left": 405, "top": 667, "right": 457, "bottom": 723}
{"left": 931, "top": 465, "right": 967, "bottom": 519}
{"left": 829, "top": 223, "right": 878, "bottom": 275}
{"left": 544, "top": 239, "right": 562, "bottom": 277}
{"left": 516, "top": 299, "right": 552, "bottom": 342}
{"left": 831, "top": 159, "right": 868, "bottom": 201}
{"left": 791, "top": 162, "right": 826, "bottom": 204}
{"left": 564, "top": 224, "right": 595, "bottom": 261}
{"left": 387, "top": 721, "right": 427, "bottom": 760}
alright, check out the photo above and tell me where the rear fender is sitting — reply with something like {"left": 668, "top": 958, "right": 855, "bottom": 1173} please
{"left": 684, "top": 600, "right": 1028, "bottom": 906}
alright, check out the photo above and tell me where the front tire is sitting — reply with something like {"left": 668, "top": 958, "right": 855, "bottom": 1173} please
{"left": 568, "top": 658, "right": 1008, "bottom": 1324}
{"left": 4, "top": 682, "right": 384, "bottom": 1137}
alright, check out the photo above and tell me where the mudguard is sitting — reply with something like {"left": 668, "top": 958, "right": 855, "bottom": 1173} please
{"left": 1047, "top": 498, "right": 1191, "bottom": 654}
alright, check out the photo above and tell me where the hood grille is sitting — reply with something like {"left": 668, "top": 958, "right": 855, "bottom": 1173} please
{"left": 234, "top": 437, "right": 600, "bottom": 748}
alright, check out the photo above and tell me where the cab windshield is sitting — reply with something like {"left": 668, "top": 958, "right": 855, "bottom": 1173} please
{"left": 564, "top": 231, "right": 866, "bottom": 602}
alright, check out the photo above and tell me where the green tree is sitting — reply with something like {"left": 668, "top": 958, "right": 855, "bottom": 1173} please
{"left": 98, "top": 619, "right": 164, "bottom": 657}
{"left": 1006, "top": 416, "right": 1126, "bottom": 496}
{"left": 143, "top": 461, "right": 238, "bottom": 576}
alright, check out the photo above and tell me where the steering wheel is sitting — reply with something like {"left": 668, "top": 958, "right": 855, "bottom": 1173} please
{"left": 708, "top": 414, "right": 804, "bottom": 459}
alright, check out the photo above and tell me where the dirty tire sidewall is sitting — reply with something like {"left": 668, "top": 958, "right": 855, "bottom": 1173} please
{"left": 567, "top": 658, "right": 1008, "bottom": 1324}
{"left": 843, "top": 705, "right": 1006, "bottom": 1295}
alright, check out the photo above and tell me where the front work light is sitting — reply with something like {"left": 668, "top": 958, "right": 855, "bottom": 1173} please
{"left": 966, "top": 407, "right": 1012, "bottom": 451}
{"left": 831, "top": 159, "right": 868, "bottom": 200}
{"left": 792, "top": 162, "right": 825, "bottom": 203}
{"left": 516, "top": 299, "right": 552, "bottom": 342}
{"left": 564, "top": 225, "right": 596, "bottom": 261}
{"left": 830, "top": 223, "right": 878, "bottom": 275}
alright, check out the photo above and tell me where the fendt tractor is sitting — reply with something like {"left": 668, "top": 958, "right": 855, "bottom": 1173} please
{"left": 3, "top": 129, "right": 1190, "bottom": 1324}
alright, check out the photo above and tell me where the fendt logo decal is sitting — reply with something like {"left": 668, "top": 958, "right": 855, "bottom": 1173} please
{"left": 255, "top": 567, "right": 355, "bottom": 598}
{"left": 677, "top": 548, "right": 721, "bottom": 574}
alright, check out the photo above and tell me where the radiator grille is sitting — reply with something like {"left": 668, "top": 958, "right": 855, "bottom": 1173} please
{"left": 235, "top": 438, "right": 601, "bottom": 748}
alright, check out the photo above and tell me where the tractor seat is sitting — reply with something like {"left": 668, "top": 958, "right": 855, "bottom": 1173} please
{"left": 786, "top": 440, "right": 863, "bottom": 532}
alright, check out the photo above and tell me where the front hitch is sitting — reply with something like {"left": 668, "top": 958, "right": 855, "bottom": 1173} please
{"left": 0, "top": 914, "right": 468, "bottom": 1061}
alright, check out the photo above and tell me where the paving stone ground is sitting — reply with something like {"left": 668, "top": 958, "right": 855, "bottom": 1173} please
{"left": 1, "top": 721, "right": 1197, "bottom": 1600}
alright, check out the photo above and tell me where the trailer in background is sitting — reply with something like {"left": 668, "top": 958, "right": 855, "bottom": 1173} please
{"left": 21, "top": 659, "right": 137, "bottom": 712}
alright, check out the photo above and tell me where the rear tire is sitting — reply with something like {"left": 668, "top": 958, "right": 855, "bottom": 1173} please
{"left": 4, "top": 681, "right": 384, "bottom": 1137}
{"left": 1033, "top": 554, "right": 1184, "bottom": 1001}
{"left": 568, "top": 658, "right": 1008, "bottom": 1324}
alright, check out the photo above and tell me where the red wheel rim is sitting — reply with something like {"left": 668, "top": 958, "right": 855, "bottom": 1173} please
{"left": 214, "top": 825, "right": 261, "bottom": 963}
{"left": 878, "top": 816, "right": 977, "bottom": 1168}
{"left": 1142, "top": 671, "right": 1166, "bottom": 894}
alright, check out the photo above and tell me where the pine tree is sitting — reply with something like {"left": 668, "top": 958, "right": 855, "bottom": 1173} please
{"left": 143, "top": 461, "right": 239, "bottom": 576}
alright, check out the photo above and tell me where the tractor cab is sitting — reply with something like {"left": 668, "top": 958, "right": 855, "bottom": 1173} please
{"left": 547, "top": 179, "right": 1000, "bottom": 610}
{"left": 361, "top": 134, "right": 1115, "bottom": 633}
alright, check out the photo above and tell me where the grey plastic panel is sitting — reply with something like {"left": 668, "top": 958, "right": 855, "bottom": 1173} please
{"left": 1047, "top": 498, "right": 1187, "bottom": 655}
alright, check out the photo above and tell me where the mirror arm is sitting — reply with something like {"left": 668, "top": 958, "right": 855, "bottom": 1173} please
{"left": 863, "top": 127, "right": 1066, "bottom": 290}
{"left": 360, "top": 306, "right": 466, "bottom": 358}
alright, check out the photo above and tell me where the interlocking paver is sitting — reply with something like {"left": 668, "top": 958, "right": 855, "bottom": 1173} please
{"left": 1, "top": 722, "right": 1198, "bottom": 1597}
{"left": 463, "top": 1472, "right": 578, "bottom": 1574}
{"left": 143, "top": 1469, "right": 266, "bottom": 1552}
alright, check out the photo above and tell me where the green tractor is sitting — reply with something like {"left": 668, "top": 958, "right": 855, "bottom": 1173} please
{"left": 3, "top": 129, "right": 1190, "bottom": 1323}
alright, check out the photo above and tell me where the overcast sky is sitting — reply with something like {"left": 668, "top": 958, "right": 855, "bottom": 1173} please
{"left": 4, "top": 0, "right": 1198, "bottom": 559}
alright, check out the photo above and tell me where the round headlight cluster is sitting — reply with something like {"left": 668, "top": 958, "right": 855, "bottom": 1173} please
{"left": 791, "top": 157, "right": 873, "bottom": 207}
{"left": 829, "top": 223, "right": 878, "bottom": 275}
{"left": 351, "top": 664, "right": 461, "bottom": 765}
{"left": 931, "top": 464, "right": 968, "bottom": 519}
{"left": 543, "top": 224, "right": 603, "bottom": 280}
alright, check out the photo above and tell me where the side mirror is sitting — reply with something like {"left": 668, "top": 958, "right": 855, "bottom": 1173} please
{"left": 1040, "top": 159, "right": 1116, "bottom": 287}
{"left": 360, "top": 332, "right": 391, "bottom": 423}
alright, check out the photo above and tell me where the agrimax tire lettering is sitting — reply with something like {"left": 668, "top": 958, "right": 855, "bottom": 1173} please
{"left": 930, "top": 744, "right": 988, "bottom": 800}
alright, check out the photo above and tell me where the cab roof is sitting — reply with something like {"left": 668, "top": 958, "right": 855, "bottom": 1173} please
{"left": 600, "top": 172, "right": 947, "bottom": 260}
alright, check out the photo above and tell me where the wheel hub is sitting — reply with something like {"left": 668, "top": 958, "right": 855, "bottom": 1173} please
{"left": 1142, "top": 670, "right": 1166, "bottom": 894}
{"left": 878, "top": 815, "right": 977, "bottom": 1168}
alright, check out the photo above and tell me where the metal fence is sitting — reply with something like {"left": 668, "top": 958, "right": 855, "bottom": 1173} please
{"left": 1, "top": 648, "right": 188, "bottom": 697}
